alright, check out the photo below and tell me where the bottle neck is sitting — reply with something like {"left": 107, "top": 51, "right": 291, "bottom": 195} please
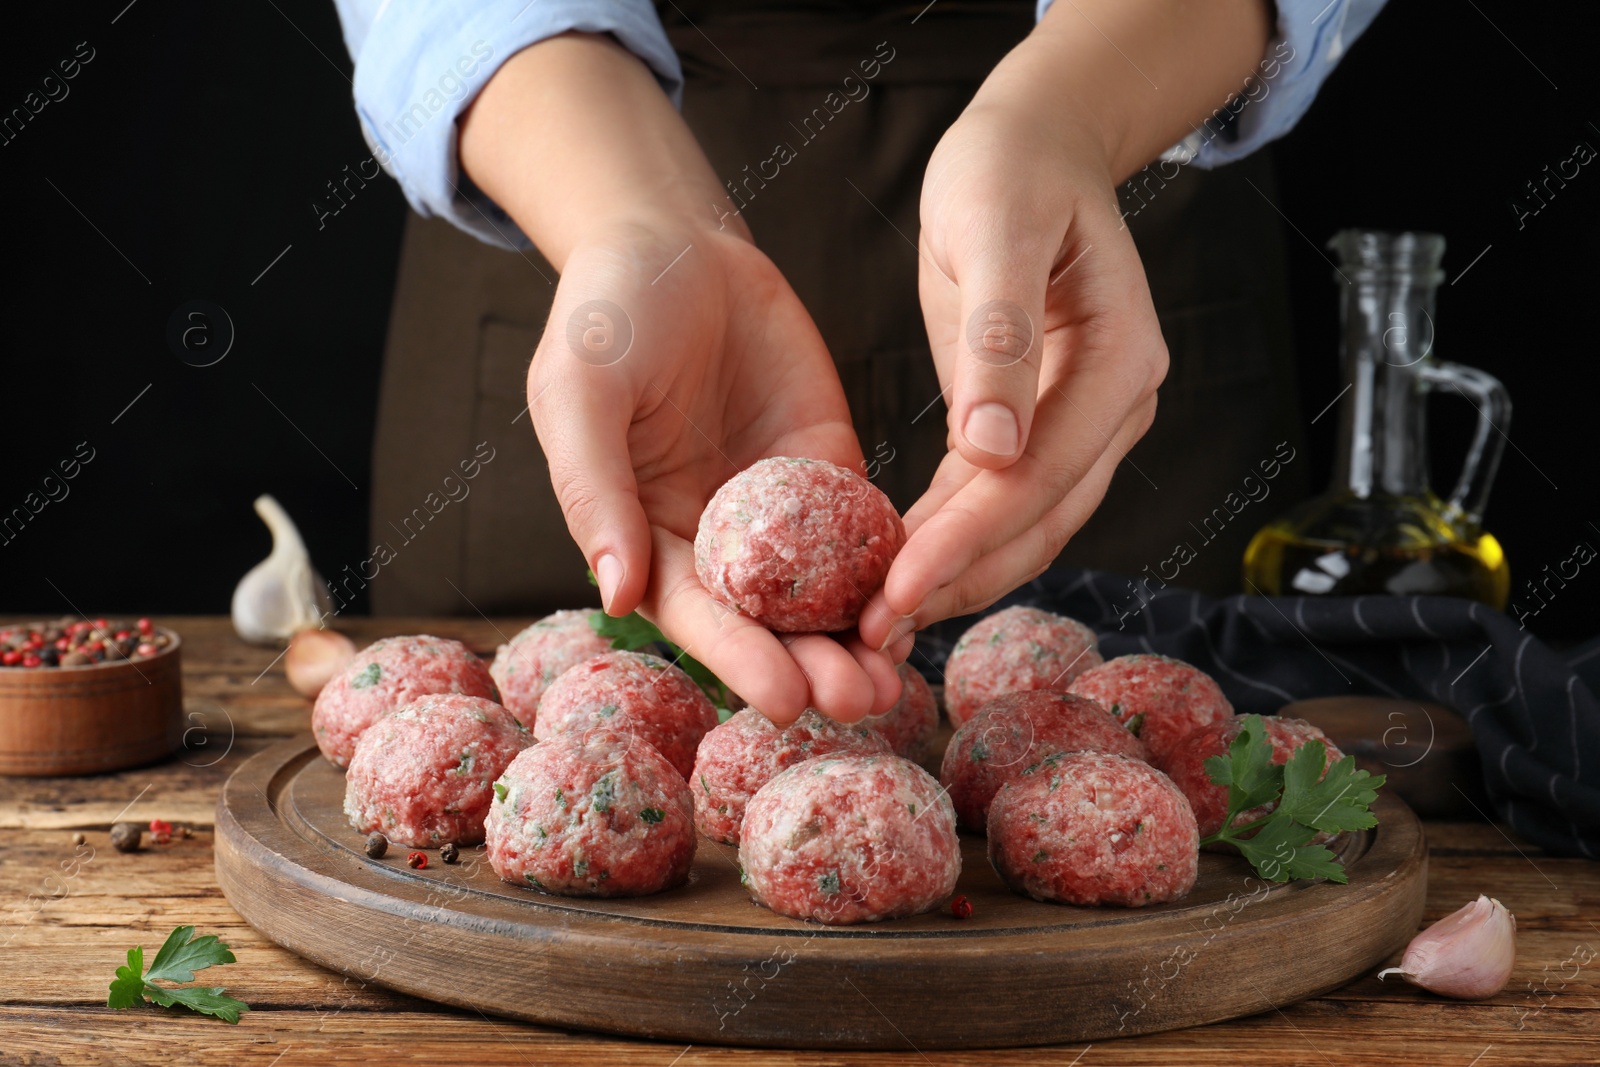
{"left": 1332, "top": 275, "right": 1438, "bottom": 499}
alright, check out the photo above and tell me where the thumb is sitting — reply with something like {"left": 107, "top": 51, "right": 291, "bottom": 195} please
{"left": 946, "top": 235, "right": 1055, "bottom": 470}
{"left": 529, "top": 309, "right": 653, "bottom": 618}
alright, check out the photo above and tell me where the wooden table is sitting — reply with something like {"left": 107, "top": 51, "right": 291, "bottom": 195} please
{"left": 4, "top": 617, "right": 1597, "bottom": 1065}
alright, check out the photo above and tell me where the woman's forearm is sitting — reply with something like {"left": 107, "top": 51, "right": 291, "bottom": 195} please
{"left": 458, "top": 31, "right": 743, "bottom": 270}
{"left": 983, "top": 0, "right": 1273, "bottom": 183}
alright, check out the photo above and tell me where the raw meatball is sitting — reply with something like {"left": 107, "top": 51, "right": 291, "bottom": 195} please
{"left": 862, "top": 663, "right": 941, "bottom": 764}
{"left": 344, "top": 694, "right": 531, "bottom": 847}
{"left": 740, "top": 755, "right": 960, "bottom": 924}
{"left": 534, "top": 650, "right": 718, "bottom": 780}
{"left": 988, "top": 751, "right": 1199, "bottom": 907}
{"left": 691, "top": 709, "right": 890, "bottom": 844}
{"left": 943, "top": 606, "right": 1103, "bottom": 726}
{"left": 1067, "top": 654, "right": 1234, "bottom": 766}
{"left": 694, "top": 456, "right": 905, "bottom": 632}
{"left": 1162, "top": 715, "right": 1347, "bottom": 838}
{"left": 485, "top": 729, "right": 695, "bottom": 897}
{"left": 940, "top": 691, "right": 1149, "bottom": 832}
{"left": 489, "top": 610, "right": 613, "bottom": 728}
{"left": 313, "top": 635, "right": 500, "bottom": 769}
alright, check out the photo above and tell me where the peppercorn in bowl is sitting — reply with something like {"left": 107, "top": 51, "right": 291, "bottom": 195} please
{"left": 0, "top": 616, "right": 184, "bottom": 775}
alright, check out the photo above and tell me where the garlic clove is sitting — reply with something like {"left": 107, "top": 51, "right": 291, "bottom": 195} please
{"left": 231, "top": 495, "right": 333, "bottom": 645}
{"left": 1378, "top": 894, "right": 1516, "bottom": 999}
{"left": 285, "top": 628, "right": 357, "bottom": 698}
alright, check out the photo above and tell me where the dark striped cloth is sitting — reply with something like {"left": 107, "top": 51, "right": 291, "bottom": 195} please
{"left": 910, "top": 569, "right": 1600, "bottom": 859}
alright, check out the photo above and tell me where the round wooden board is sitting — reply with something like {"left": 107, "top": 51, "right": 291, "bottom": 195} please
{"left": 216, "top": 734, "right": 1427, "bottom": 1050}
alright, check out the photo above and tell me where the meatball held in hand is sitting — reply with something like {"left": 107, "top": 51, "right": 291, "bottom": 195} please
{"left": 694, "top": 457, "right": 905, "bottom": 633}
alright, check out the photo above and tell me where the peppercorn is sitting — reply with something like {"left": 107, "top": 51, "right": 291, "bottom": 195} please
{"left": 110, "top": 823, "right": 142, "bottom": 853}
{"left": 440, "top": 842, "right": 459, "bottom": 865}
{"left": 407, "top": 851, "right": 427, "bottom": 869}
{"left": 70, "top": 831, "right": 86, "bottom": 846}
{"left": 364, "top": 832, "right": 388, "bottom": 859}
{"left": 179, "top": 825, "right": 193, "bottom": 839}
{"left": 0, "top": 618, "right": 171, "bottom": 668}
{"left": 951, "top": 894, "right": 973, "bottom": 920}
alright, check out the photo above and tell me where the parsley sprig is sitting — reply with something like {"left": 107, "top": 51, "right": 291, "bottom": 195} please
{"left": 586, "top": 571, "right": 733, "bottom": 715}
{"left": 107, "top": 925, "right": 250, "bottom": 1024}
{"left": 1199, "top": 714, "right": 1385, "bottom": 884}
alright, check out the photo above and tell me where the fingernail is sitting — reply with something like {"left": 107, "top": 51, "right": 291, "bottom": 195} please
{"left": 595, "top": 553, "right": 624, "bottom": 613}
{"left": 963, "top": 403, "right": 1019, "bottom": 456}
{"left": 889, "top": 631, "right": 915, "bottom": 665}
{"left": 876, "top": 614, "right": 916, "bottom": 652}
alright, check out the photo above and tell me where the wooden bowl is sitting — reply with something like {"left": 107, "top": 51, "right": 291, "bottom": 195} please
{"left": 0, "top": 628, "right": 184, "bottom": 776}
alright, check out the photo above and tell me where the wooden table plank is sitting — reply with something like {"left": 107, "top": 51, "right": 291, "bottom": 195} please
{"left": 3, "top": 1003, "right": 1598, "bottom": 1067}
{"left": 2, "top": 616, "right": 1597, "bottom": 1064}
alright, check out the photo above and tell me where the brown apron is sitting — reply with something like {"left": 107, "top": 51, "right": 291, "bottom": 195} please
{"left": 366, "top": 0, "right": 1307, "bottom": 616}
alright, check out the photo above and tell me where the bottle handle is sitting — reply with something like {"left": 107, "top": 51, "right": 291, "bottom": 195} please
{"left": 1417, "top": 360, "right": 1512, "bottom": 528}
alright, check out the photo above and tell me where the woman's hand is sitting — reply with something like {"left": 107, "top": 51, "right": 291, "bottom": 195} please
{"left": 462, "top": 34, "right": 903, "bottom": 724}
{"left": 530, "top": 217, "right": 905, "bottom": 724}
{"left": 858, "top": 0, "right": 1270, "bottom": 650}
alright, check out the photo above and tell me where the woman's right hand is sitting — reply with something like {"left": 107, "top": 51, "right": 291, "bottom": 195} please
{"left": 531, "top": 217, "right": 908, "bottom": 723}
{"left": 461, "top": 34, "right": 905, "bottom": 723}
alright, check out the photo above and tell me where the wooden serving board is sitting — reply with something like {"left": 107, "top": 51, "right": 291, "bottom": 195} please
{"left": 216, "top": 734, "right": 1427, "bottom": 1050}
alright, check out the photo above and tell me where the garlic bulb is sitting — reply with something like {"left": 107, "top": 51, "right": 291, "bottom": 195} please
{"left": 231, "top": 495, "right": 333, "bottom": 645}
{"left": 1378, "top": 895, "right": 1516, "bottom": 999}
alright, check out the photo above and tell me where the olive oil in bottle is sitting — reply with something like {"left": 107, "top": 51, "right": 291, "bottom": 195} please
{"left": 1243, "top": 231, "right": 1511, "bottom": 609}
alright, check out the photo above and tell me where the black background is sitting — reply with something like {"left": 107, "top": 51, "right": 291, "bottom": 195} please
{"left": 1, "top": 1, "right": 1595, "bottom": 638}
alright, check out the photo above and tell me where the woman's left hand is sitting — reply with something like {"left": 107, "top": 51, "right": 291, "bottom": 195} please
{"left": 857, "top": 0, "right": 1271, "bottom": 651}
{"left": 858, "top": 90, "right": 1167, "bottom": 649}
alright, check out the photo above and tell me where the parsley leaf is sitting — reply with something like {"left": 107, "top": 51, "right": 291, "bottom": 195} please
{"left": 585, "top": 576, "right": 733, "bottom": 710}
{"left": 107, "top": 926, "right": 250, "bottom": 1024}
{"left": 106, "top": 945, "right": 148, "bottom": 1010}
{"left": 1277, "top": 744, "right": 1384, "bottom": 834}
{"left": 587, "top": 609, "right": 665, "bottom": 651}
{"left": 1199, "top": 714, "right": 1386, "bottom": 885}
{"left": 1203, "top": 714, "right": 1282, "bottom": 816}
{"left": 146, "top": 925, "right": 235, "bottom": 984}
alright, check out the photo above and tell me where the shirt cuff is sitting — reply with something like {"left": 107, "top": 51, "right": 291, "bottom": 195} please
{"left": 344, "top": 0, "right": 683, "bottom": 250}
{"left": 1035, "top": 0, "right": 1389, "bottom": 169}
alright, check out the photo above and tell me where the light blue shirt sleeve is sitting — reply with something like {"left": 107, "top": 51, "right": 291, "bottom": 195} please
{"left": 332, "top": 1, "right": 683, "bottom": 249}
{"left": 1036, "top": 0, "right": 1388, "bottom": 168}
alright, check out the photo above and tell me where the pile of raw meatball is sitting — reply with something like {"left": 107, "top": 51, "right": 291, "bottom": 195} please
{"left": 310, "top": 456, "right": 1346, "bottom": 925}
